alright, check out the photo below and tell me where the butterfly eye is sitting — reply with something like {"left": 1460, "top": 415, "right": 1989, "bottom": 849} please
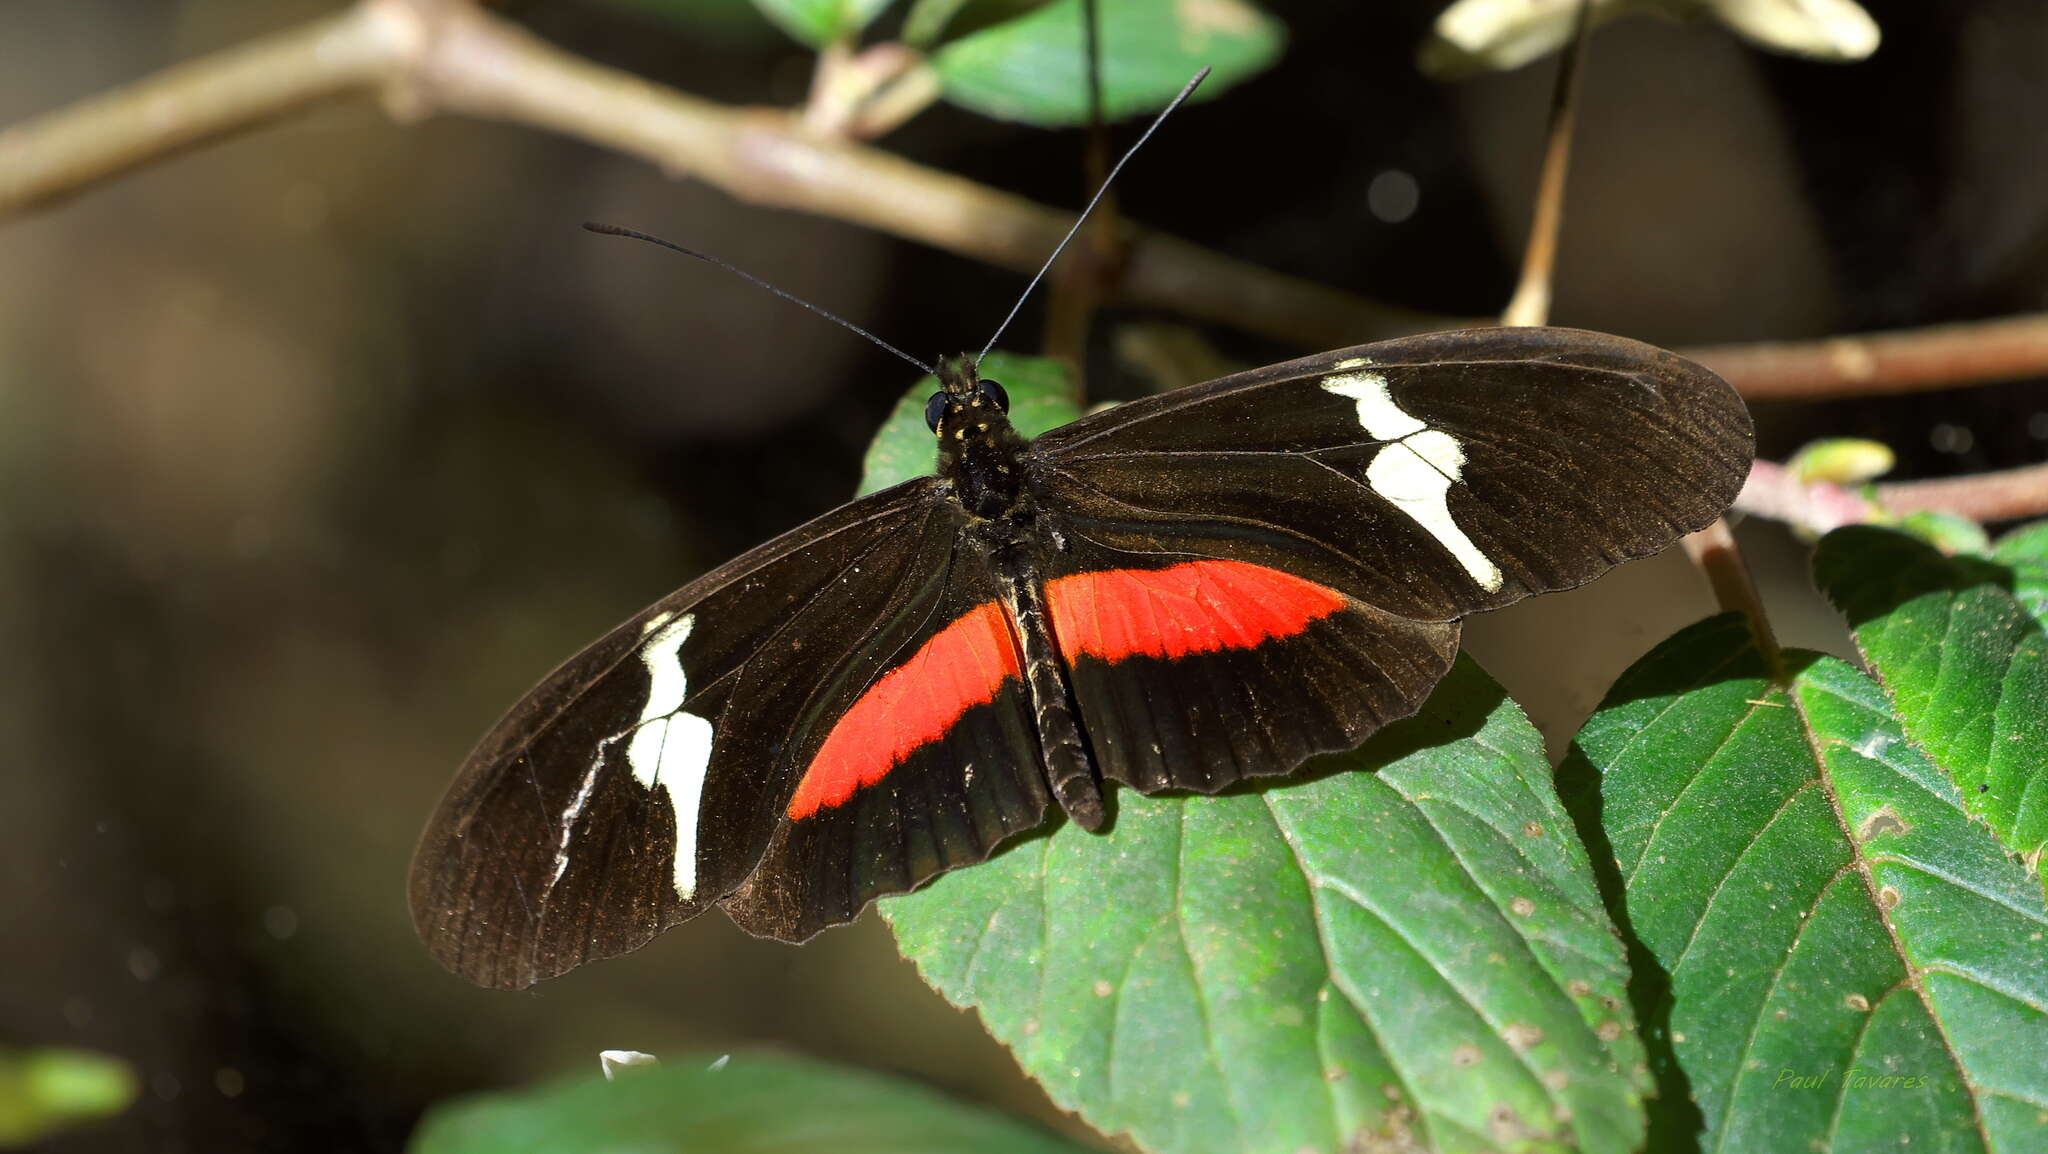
{"left": 977, "top": 380, "right": 1010, "bottom": 412}
{"left": 923, "top": 392, "right": 948, "bottom": 432}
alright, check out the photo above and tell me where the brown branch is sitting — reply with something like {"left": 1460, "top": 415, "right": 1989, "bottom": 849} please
{"left": 0, "top": 1, "right": 425, "bottom": 214}
{"left": 420, "top": 15, "right": 1426, "bottom": 346}
{"left": 1738, "top": 458, "right": 2048, "bottom": 533}
{"left": 1682, "top": 313, "right": 2048, "bottom": 400}
{"left": 1734, "top": 460, "right": 1876, "bottom": 534}
{"left": 0, "top": 1, "right": 1445, "bottom": 350}
{"left": 1878, "top": 461, "right": 2048, "bottom": 523}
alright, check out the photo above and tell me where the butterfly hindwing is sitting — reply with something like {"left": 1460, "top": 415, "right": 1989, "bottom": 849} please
{"left": 1033, "top": 326, "right": 1753, "bottom": 622}
{"left": 1034, "top": 546, "right": 1461, "bottom": 796}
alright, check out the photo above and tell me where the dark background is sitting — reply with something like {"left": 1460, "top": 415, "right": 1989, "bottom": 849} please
{"left": 2, "top": 0, "right": 2044, "bottom": 1150}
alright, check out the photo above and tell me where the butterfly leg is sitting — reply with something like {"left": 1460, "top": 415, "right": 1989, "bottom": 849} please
{"left": 993, "top": 548, "right": 1105, "bottom": 831}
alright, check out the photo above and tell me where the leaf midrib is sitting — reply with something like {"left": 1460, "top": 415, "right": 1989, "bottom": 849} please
{"left": 1790, "top": 668, "right": 1994, "bottom": 1147}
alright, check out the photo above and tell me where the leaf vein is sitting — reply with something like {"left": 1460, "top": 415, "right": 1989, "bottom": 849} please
{"left": 1669, "top": 780, "right": 1823, "bottom": 977}
{"left": 1172, "top": 804, "right": 1248, "bottom": 1149}
{"left": 1261, "top": 797, "right": 1434, "bottom": 1152}
{"left": 1708, "top": 862, "right": 1859, "bottom": 1151}
{"left": 1629, "top": 694, "right": 1776, "bottom": 878}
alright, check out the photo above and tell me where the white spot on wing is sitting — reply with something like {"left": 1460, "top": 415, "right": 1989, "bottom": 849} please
{"left": 1323, "top": 372, "right": 1503, "bottom": 591}
{"left": 1324, "top": 372, "right": 1426, "bottom": 439}
{"left": 626, "top": 613, "right": 716, "bottom": 899}
{"left": 1334, "top": 356, "right": 1371, "bottom": 369}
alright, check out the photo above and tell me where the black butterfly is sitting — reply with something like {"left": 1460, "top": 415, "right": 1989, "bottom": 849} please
{"left": 410, "top": 325, "right": 1752, "bottom": 989}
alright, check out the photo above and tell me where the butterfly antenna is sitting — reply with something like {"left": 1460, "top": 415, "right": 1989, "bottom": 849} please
{"left": 976, "top": 66, "right": 1211, "bottom": 364}
{"left": 583, "top": 223, "right": 936, "bottom": 376}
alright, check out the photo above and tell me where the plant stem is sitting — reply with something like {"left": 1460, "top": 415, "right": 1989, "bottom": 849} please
{"left": 1683, "top": 313, "right": 2048, "bottom": 399}
{"left": 1500, "top": 0, "right": 1590, "bottom": 328}
{"left": 1879, "top": 461, "right": 2048, "bottom": 523}
{"left": 1737, "top": 459, "right": 2048, "bottom": 533}
{"left": 1682, "top": 520, "right": 1783, "bottom": 668}
{"left": 0, "top": 2, "right": 423, "bottom": 214}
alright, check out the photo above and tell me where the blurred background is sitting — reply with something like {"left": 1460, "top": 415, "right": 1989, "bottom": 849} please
{"left": 2, "top": 0, "right": 2046, "bottom": 1149}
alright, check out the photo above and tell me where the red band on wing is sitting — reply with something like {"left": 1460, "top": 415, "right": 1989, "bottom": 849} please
{"left": 787, "top": 601, "right": 1020, "bottom": 819}
{"left": 788, "top": 561, "right": 1345, "bottom": 819}
{"left": 1046, "top": 560, "right": 1347, "bottom": 663}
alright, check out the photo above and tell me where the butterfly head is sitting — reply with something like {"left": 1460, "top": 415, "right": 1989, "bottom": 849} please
{"left": 924, "top": 354, "right": 1013, "bottom": 435}
{"left": 929, "top": 354, "right": 1027, "bottom": 518}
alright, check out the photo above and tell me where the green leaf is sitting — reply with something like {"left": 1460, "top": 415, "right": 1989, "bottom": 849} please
{"left": 857, "top": 352, "right": 1079, "bottom": 496}
{"left": 1992, "top": 519, "right": 2048, "bottom": 625}
{"left": 884, "top": 658, "right": 1651, "bottom": 1154}
{"left": 1564, "top": 614, "right": 2048, "bottom": 1152}
{"left": 932, "top": 0, "right": 1284, "bottom": 126}
{"left": 409, "top": 1052, "right": 1094, "bottom": 1154}
{"left": 0, "top": 1048, "right": 137, "bottom": 1145}
{"left": 903, "top": 0, "right": 977, "bottom": 45}
{"left": 1814, "top": 526, "right": 2048, "bottom": 881}
{"left": 748, "top": 0, "right": 898, "bottom": 47}
{"left": 1890, "top": 510, "right": 1993, "bottom": 557}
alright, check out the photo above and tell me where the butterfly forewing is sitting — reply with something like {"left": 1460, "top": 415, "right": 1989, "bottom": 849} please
{"left": 412, "top": 478, "right": 978, "bottom": 988}
{"left": 1033, "top": 326, "right": 1753, "bottom": 621}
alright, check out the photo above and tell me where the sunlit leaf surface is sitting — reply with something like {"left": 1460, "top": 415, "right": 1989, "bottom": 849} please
{"left": 933, "top": 0, "right": 1282, "bottom": 125}
{"left": 1816, "top": 526, "right": 2048, "bottom": 883}
{"left": 1993, "top": 520, "right": 2048, "bottom": 625}
{"left": 1566, "top": 614, "right": 2048, "bottom": 1152}
{"left": 747, "top": 0, "right": 897, "bottom": 47}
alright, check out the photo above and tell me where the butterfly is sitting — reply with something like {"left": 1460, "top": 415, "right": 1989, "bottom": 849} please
{"left": 410, "top": 324, "right": 1752, "bottom": 989}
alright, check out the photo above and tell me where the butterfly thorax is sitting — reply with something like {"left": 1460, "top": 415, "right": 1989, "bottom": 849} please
{"left": 932, "top": 354, "right": 1032, "bottom": 521}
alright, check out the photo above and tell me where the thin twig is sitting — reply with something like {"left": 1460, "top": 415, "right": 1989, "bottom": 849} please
{"left": 1682, "top": 313, "right": 2048, "bottom": 399}
{"left": 1682, "top": 521, "right": 1783, "bottom": 668}
{"left": 1501, "top": 0, "right": 1591, "bottom": 328}
{"left": 1042, "top": 0, "right": 1118, "bottom": 384}
{"left": 1733, "top": 460, "right": 1876, "bottom": 534}
{"left": 1879, "top": 462, "right": 2048, "bottom": 523}
{"left": 1737, "top": 459, "right": 2048, "bottom": 533}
